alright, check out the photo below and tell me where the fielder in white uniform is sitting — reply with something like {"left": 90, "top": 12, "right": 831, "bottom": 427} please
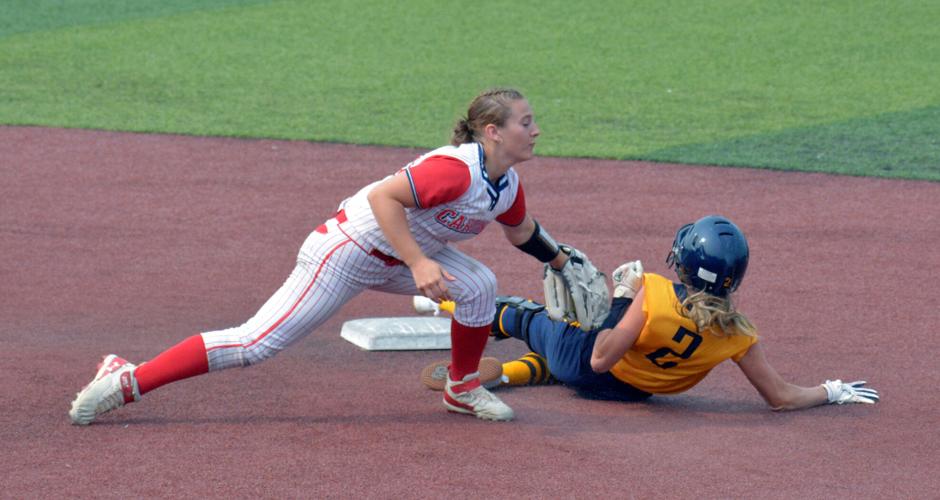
{"left": 70, "top": 88, "right": 570, "bottom": 424}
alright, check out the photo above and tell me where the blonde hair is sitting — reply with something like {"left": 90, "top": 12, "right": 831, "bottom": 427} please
{"left": 679, "top": 288, "right": 757, "bottom": 337}
{"left": 451, "top": 87, "right": 525, "bottom": 145}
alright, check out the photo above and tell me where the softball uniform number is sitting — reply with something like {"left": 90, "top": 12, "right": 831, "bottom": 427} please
{"left": 645, "top": 327, "right": 703, "bottom": 369}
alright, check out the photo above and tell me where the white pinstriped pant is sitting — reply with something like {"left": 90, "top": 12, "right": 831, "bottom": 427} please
{"left": 201, "top": 217, "right": 497, "bottom": 371}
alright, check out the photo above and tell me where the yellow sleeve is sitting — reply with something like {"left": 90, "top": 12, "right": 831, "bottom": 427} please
{"left": 730, "top": 336, "right": 758, "bottom": 362}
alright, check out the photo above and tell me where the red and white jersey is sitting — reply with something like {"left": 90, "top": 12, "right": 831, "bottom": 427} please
{"left": 338, "top": 142, "right": 527, "bottom": 258}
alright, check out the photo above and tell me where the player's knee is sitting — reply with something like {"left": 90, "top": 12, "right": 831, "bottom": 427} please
{"left": 243, "top": 341, "right": 284, "bottom": 366}
{"left": 454, "top": 266, "right": 498, "bottom": 307}
{"left": 496, "top": 297, "right": 545, "bottom": 330}
{"left": 475, "top": 266, "right": 498, "bottom": 301}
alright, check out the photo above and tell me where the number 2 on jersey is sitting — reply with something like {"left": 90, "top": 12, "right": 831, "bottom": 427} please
{"left": 645, "top": 327, "right": 702, "bottom": 369}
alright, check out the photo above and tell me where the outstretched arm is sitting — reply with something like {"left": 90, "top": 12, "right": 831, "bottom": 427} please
{"left": 736, "top": 343, "right": 826, "bottom": 410}
{"left": 736, "top": 343, "right": 879, "bottom": 411}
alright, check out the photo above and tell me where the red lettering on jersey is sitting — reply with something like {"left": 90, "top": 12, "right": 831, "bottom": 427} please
{"left": 436, "top": 209, "right": 457, "bottom": 223}
{"left": 435, "top": 209, "right": 486, "bottom": 235}
{"left": 449, "top": 215, "right": 466, "bottom": 230}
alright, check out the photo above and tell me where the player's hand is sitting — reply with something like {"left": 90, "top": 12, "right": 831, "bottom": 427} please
{"left": 611, "top": 260, "right": 644, "bottom": 299}
{"left": 822, "top": 380, "right": 880, "bottom": 405}
{"left": 410, "top": 257, "right": 455, "bottom": 302}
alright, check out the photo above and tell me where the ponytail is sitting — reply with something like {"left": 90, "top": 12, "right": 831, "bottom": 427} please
{"left": 451, "top": 118, "right": 475, "bottom": 146}
{"left": 680, "top": 289, "right": 757, "bottom": 337}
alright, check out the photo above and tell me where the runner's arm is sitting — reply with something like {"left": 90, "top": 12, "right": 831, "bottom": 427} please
{"left": 735, "top": 343, "right": 828, "bottom": 411}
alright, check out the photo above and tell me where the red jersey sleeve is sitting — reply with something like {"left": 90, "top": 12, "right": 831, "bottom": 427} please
{"left": 404, "top": 155, "right": 471, "bottom": 208}
{"left": 496, "top": 182, "right": 526, "bottom": 226}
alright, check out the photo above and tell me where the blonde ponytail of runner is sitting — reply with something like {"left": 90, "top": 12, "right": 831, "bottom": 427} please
{"left": 680, "top": 289, "right": 757, "bottom": 338}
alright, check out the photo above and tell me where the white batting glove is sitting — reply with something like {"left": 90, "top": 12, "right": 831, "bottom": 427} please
{"left": 611, "top": 260, "right": 644, "bottom": 299}
{"left": 822, "top": 380, "right": 880, "bottom": 405}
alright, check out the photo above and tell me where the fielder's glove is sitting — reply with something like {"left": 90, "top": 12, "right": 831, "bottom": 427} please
{"left": 822, "top": 380, "right": 880, "bottom": 405}
{"left": 543, "top": 245, "right": 610, "bottom": 330}
{"left": 611, "top": 260, "right": 644, "bottom": 299}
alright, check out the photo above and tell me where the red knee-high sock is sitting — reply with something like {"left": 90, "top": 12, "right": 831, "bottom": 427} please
{"left": 134, "top": 334, "right": 209, "bottom": 395}
{"left": 449, "top": 321, "right": 491, "bottom": 382}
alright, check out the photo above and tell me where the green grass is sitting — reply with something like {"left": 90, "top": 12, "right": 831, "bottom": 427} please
{"left": 0, "top": 0, "right": 273, "bottom": 37}
{"left": 651, "top": 106, "right": 940, "bottom": 179}
{"left": 1, "top": 0, "right": 938, "bottom": 180}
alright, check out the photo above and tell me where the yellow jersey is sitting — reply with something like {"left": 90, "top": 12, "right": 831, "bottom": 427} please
{"left": 609, "top": 273, "right": 757, "bottom": 394}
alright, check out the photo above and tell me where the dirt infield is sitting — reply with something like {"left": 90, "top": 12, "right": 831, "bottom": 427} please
{"left": 2, "top": 126, "right": 938, "bottom": 498}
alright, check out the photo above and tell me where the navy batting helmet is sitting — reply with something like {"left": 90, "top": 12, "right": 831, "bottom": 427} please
{"left": 666, "top": 215, "right": 749, "bottom": 297}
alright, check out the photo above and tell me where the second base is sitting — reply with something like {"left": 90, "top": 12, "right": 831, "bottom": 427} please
{"left": 340, "top": 316, "right": 451, "bottom": 351}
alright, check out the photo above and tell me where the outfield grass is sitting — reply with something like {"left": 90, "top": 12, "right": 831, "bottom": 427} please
{"left": 1, "top": 0, "right": 937, "bottom": 180}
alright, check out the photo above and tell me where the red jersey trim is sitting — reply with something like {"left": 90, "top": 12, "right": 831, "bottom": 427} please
{"left": 496, "top": 182, "right": 526, "bottom": 226}
{"left": 406, "top": 155, "right": 472, "bottom": 208}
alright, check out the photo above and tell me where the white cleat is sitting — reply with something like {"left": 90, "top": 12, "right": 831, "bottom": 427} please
{"left": 413, "top": 296, "right": 442, "bottom": 316}
{"left": 69, "top": 354, "right": 140, "bottom": 425}
{"left": 443, "top": 373, "right": 514, "bottom": 421}
{"left": 413, "top": 296, "right": 456, "bottom": 316}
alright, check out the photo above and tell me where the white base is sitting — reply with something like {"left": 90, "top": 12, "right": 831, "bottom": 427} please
{"left": 340, "top": 317, "right": 451, "bottom": 351}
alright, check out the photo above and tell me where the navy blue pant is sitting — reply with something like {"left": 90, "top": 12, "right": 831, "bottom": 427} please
{"left": 499, "top": 306, "right": 652, "bottom": 402}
